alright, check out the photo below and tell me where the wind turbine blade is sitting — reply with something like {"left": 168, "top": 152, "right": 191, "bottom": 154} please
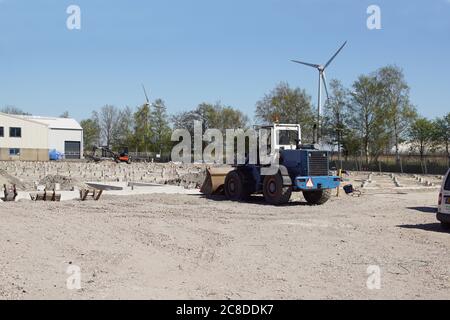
{"left": 324, "top": 41, "right": 347, "bottom": 69}
{"left": 291, "top": 60, "right": 320, "bottom": 69}
{"left": 322, "top": 72, "right": 330, "bottom": 101}
{"left": 142, "top": 84, "right": 150, "bottom": 104}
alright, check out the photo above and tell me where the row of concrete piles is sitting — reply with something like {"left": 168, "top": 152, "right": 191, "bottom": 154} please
{"left": 359, "top": 172, "right": 442, "bottom": 189}
{"left": 0, "top": 161, "right": 207, "bottom": 190}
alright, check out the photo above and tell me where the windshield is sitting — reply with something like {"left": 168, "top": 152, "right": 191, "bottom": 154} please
{"left": 277, "top": 130, "right": 299, "bottom": 146}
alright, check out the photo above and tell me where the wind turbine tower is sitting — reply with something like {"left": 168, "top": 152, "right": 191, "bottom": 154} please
{"left": 291, "top": 41, "right": 347, "bottom": 144}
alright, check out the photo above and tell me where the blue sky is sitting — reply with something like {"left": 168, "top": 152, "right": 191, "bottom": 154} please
{"left": 0, "top": 0, "right": 449, "bottom": 122}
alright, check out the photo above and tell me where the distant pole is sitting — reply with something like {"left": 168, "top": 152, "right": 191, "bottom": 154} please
{"left": 336, "top": 169, "right": 342, "bottom": 197}
{"left": 400, "top": 156, "right": 404, "bottom": 174}
{"left": 338, "top": 129, "right": 343, "bottom": 170}
{"left": 317, "top": 72, "right": 322, "bottom": 144}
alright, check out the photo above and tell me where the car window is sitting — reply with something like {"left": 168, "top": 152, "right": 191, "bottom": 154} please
{"left": 445, "top": 171, "right": 450, "bottom": 191}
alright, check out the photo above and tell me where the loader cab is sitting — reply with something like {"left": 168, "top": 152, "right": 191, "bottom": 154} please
{"left": 258, "top": 124, "right": 301, "bottom": 153}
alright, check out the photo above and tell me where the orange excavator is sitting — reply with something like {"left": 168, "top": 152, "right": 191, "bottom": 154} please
{"left": 87, "top": 146, "right": 131, "bottom": 164}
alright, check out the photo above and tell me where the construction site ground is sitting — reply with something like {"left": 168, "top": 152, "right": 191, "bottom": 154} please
{"left": 0, "top": 161, "right": 449, "bottom": 299}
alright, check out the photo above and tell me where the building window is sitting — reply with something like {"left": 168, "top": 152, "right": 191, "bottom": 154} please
{"left": 9, "top": 127, "right": 22, "bottom": 138}
{"left": 0, "top": 127, "right": 3, "bottom": 137}
{"left": 9, "top": 148, "right": 20, "bottom": 156}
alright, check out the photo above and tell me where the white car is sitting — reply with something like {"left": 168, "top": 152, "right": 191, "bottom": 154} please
{"left": 437, "top": 169, "right": 450, "bottom": 229}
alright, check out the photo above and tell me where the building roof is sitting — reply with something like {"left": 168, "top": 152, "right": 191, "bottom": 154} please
{"left": 18, "top": 115, "right": 82, "bottom": 130}
{"left": 0, "top": 112, "right": 48, "bottom": 127}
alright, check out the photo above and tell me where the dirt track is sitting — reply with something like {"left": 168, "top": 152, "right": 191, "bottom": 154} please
{"left": 1, "top": 189, "right": 449, "bottom": 300}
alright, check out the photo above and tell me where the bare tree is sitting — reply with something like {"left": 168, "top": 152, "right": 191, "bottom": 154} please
{"left": 1, "top": 105, "right": 31, "bottom": 115}
{"left": 93, "top": 105, "right": 120, "bottom": 148}
{"left": 59, "top": 111, "right": 70, "bottom": 118}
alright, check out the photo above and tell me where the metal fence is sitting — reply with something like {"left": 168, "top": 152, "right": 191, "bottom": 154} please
{"left": 128, "top": 152, "right": 171, "bottom": 163}
{"left": 123, "top": 150, "right": 450, "bottom": 175}
{"left": 330, "top": 153, "right": 450, "bottom": 175}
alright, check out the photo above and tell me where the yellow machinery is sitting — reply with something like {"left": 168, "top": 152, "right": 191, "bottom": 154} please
{"left": 201, "top": 167, "right": 233, "bottom": 195}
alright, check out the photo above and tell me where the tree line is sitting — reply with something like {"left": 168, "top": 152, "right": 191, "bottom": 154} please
{"left": 2, "top": 64, "right": 449, "bottom": 166}
{"left": 79, "top": 100, "right": 249, "bottom": 155}
{"left": 322, "top": 65, "right": 449, "bottom": 166}
{"left": 253, "top": 65, "right": 449, "bottom": 166}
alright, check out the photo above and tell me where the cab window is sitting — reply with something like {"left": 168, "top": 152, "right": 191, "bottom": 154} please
{"left": 277, "top": 130, "right": 299, "bottom": 146}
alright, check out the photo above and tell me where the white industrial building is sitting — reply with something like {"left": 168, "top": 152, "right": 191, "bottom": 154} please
{"left": 0, "top": 112, "right": 83, "bottom": 161}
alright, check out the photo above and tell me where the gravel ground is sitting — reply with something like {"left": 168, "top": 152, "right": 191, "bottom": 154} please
{"left": 0, "top": 189, "right": 449, "bottom": 300}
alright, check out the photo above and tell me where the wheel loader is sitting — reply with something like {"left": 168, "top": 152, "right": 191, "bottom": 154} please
{"left": 201, "top": 123, "right": 341, "bottom": 205}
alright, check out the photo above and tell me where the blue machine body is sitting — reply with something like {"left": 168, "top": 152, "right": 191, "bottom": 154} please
{"left": 240, "top": 148, "right": 340, "bottom": 192}
{"left": 280, "top": 149, "right": 340, "bottom": 191}
{"left": 293, "top": 176, "right": 341, "bottom": 191}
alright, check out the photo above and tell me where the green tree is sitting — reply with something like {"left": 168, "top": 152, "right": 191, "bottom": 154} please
{"left": 150, "top": 99, "right": 172, "bottom": 153}
{"left": 172, "top": 102, "right": 248, "bottom": 161}
{"left": 113, "top": 106, "right": 134, "bottom": 149}
{"left": 219, "top": 106, "right": 248, "bottom": 131}
{"left": 172, "top": 102, "right": 248, "bottom": 135}
{"left": 349, "top": 74, "right": 386, "bottom": 164}
{"left": 255, "top": 82, "right": 314, "bottom": 142}
{"left": 323, "top": 79, "right": 349, "bottom": 166}
{"left": 133, "top": 103, "right": 152, "bottom": 152}
{"left": 341, "top": 133, "right": 362, "bottom": 160}
{"left": 409, "top": 118, "right": 436, "bottom": 171}
{"left": 434, "top": 113, "right": 450, "bottom": 166}
{"left": 80, "top": 117, "right": 100, "bottom": 150}
{"left": 377, "top": 65, "right": 417, "bottom": 164}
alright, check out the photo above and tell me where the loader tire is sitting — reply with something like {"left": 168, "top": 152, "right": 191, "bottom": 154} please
{"left": 303, "top": 189, "right": 331, "bottom": 205}
{"left": 263, "top": 174, "right": 292, "bottom": 206}
{"left": 224, "top": 170, "right": 250, "bottom": 201}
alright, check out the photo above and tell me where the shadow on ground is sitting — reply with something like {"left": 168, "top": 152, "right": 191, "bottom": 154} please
{"left": 407, "top": 206, "right": 437, "bottom": 214}
{"left": 398, "top": 223, "right": 450, "bottom": 234}
{"left": 194, "top": 194, "right": 311, "bottom": 206}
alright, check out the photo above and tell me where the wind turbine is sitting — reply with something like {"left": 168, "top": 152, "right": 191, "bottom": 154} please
{"left": 142, "top": 84, "right": 150, "bottom": 107}
{"left": 291, "top": 41, "right": 347, "bottom": 143}
{"left": 139, "top": 84, "right": 151, "bottom": 153}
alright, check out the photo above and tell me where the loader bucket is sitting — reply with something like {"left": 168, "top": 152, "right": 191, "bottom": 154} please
{"left": 201, "top": 167, "right": 233, "bottom": 195}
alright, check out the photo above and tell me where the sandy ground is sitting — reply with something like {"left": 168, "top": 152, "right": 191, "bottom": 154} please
{"left": 1, "top": 189, "right": 449, "bottom": 300}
